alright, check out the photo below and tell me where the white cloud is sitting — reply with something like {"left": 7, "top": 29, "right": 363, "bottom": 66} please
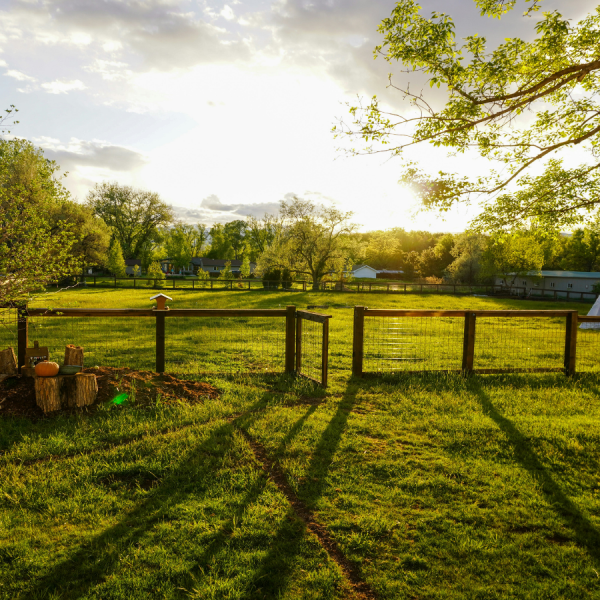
{"left": 4, "top": 69, "right": 36, "bottom": 81}
{"left": 0, "top": 59, "right": 7, "bottom": 67}
{"left": 220, "top": 5, "right": 235, "bottom": 20}
{"left": 84, "top": 59, "right": 132, "bottom": 81}
{"left": 41, "top": 79, "right": 86, "bottom": 94}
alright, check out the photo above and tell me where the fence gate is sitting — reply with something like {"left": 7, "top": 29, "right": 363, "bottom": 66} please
{"left": 296, "top": 310, "right": 331, "bottom": 387}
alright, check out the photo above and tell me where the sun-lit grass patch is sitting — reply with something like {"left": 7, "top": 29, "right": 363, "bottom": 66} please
{"left": 1, "top": 290, "right": 599, "bottom": 598}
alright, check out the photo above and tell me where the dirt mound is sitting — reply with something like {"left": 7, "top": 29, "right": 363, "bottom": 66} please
{"left": 0, "top": 367, "right": 219, "bottom": 420}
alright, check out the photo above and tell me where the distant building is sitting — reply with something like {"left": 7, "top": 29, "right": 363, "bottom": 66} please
{"left": 348, "top": 265, "right": 379, "bottom": 279}
{"left": 496, "top": 270, "right": 600, "bottom": 297}
{"left": 124, "top": 259, "right": 141, "bottom": 276}
{"left": 159, "top": 257, "right": 256, "bottom": 276}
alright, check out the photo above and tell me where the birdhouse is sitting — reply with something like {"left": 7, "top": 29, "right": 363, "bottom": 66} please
{"left": 150, "top": 293, "right": 172, "bottom": 311}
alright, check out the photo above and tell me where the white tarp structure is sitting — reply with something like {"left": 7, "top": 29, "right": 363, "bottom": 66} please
{"left": 580, "top": 295, "right": 600, "bottom": 329}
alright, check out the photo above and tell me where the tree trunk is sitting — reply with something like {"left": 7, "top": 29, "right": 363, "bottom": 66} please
{"left": 35, "top": 377, "right": 62, "bottom": 413}
{"left": 64, "top": 345, "right": 84, "bottom": 366}
{"left": 0, "top": 348, "right": 17, "bottom": 375}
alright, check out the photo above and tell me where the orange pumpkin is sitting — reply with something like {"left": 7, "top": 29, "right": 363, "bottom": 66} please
{"left": 35, "top": 361, "right": 59, "bottom": 377}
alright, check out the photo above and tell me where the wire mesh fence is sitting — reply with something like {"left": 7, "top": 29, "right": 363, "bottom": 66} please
{"left": 14, "top": 307, "right": 330, "bottom": 383}
{"left": 27, "top": 315, "right": 155, "bottom": 370}
{"left": 473, "top": 316, "right": 566, "bottom": 372}
{"left": 165, "top": 316, "right": 286, "bottom": 376}
{"left": 354, "top": 308, "right": 582, "bottom": 377}
{"left": 295, "top": 311, "right": 329, "bottom": 385}
{"left": 363, "top": 315, "right": 464, "bottom": 373}
{"left": 576, "top": 320, "right": 600, "bottom": 372}
{"left": 0, "top": 308, "right": 18, "bottom": 353}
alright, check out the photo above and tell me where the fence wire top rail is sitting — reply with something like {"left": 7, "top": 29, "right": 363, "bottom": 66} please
{"left": 363, "top": 309, "right": 578, "bottom": 318}
{"left": 26, "top": 308, "right": 288, "bottom": 317}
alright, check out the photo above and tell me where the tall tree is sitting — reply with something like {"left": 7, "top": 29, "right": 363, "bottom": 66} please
{"left": 86, "top": 182, "right": 173, "bottom": 259}
{"left": 335, "top": 0, "right": 600, "bottom": 232}
{"left": 164, "top": 223, "right": 208, "bottom": 270}
{"left": 245, "top": 215, "right": 281, "bottom": 262}
{"left": 47, "top": 201, "right": 111, "bottom": 277}
{"left": 0, "top": 139, "right": 79, "bottom": 304}
{"left": 106, "top": 237, "right": 126, "bottom": 277}
{"left": 223, "top": 220, "right": 247, "bottom": 260}
{"left": 257, "top": 197, "right": 362, "bottom": 290}
{"left": 480, "top": 233, "right": 545, "bottom": 286}
{"left": 206, "top": 223, "right": 234, "bottom": 260}
{"left": 446, "top": 233, "right": 486, "bottom": 284}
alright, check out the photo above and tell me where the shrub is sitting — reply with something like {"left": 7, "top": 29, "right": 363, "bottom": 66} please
{"left": 147, "top": 261, "right": 166, "bottom": 287}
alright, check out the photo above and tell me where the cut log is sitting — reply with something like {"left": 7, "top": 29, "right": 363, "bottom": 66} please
{"left": 0, "top": 348, "right": 17, "bottom": 376}
{"left": 67, "top": 373, "right": 97, "bottom": 408}
{"left": 64, "top": 345, "right": 84, "bottom": 367}
{"left": 35, "top": 373, "right": 98, "bottom": 412}
{"left": 35, "top": 377, "right": 61, "bottom": 413}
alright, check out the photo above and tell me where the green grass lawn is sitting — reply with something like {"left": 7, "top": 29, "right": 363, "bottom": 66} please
{"left": 1, "top": 290, "right": 600, "bottom": 598}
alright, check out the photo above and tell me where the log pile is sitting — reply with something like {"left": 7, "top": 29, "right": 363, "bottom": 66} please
{"left": 34, "top": 373, "right": 98, "bottom": 413}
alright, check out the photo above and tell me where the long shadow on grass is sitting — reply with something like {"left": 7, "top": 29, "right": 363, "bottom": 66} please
{"left": 472, "top": 380, "right": 600, "bottom": 564}
{"left": 24, "top": 391, "right": 332, "bottom": 600}
{"left": 239, "top": 383, "right": 361, "bottom": 597}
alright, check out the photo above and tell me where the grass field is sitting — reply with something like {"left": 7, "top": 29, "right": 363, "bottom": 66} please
{"left": 1, "top": 289, "right": 600, "bottom": 599}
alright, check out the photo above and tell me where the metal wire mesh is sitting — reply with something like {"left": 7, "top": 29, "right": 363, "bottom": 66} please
{"left": 165, "top": 316, "right": 286, "bottom": 375}
{"left": 298, "top": 318, "right": 323, "bottom": 383}
{"left": 27, "top": 316, "right": 155, "bottom": 370}
{"left": 0, "top": 308, "right": 18, "bottom": 352}
{"left": 363, "top": 316, "right": 464, "bottom": 372}
{"left": 576, "top": 326, "right": 600, "bottom": 372}
{"left": 474, "top": 317, "right": 565, "bottom": 371}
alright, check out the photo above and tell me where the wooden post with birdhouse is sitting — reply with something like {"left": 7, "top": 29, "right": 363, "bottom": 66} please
{"left": 151, "top": 293, "right": 172, "bottom": 373}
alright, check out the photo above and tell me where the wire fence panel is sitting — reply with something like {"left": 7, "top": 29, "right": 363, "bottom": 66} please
{"left": 297, "top": 318, "right": 323, "bottom": 383}
{"left": 576, "top": 324, "right": 600, "bottom": 372}
{"left": 473, "top": 317, "right": 566, "bottom": 372}
{"left": 0, "top": 308, "right": 18, "bottom": 352}
{"left": 165, "top": 316, "right": 286, "bottom": 376}
{"left": 363, "top": 316, "right": 464, "bottom": 373}
{"left": 27, "top": 316, "right": 155, "bottom": 371}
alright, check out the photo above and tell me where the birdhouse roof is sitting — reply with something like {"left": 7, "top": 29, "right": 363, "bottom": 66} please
{"left": 150, "top": 293, "right": 173, "bottom": 301}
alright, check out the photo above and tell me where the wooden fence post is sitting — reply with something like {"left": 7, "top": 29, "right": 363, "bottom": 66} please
{"left": 17, "top": 306, "right": 28, "bottom": 373}
{"left": 296, "top": 314, "right": 302, "bottom": 373}
{"left": 285, "top": 305, "right": 296, "bottom": 373}
{"left": 564, "top": 310, "right": 578, "bottom": 376}
{"left": 352, "top": 306, "right": 366, "bottom": 377}
{"left": 321, "top": 317, "right": 329, "bottom": 388}
{"left": 155, "top": 313, "right": 165, "bottom": 373}
{"left": 462, "top": 312, "right": 476, "bottom": 374}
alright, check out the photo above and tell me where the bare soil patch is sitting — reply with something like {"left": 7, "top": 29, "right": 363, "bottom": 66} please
{"left": 0, "top": 366, "right": 219, "bottom": 419}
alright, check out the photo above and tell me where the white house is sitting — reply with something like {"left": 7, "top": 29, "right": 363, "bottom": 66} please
{"left": 496, "top": 270, "right": 600, "bottom": 298}
{"left": 349, "top": 265, "right": 379, "bottom": 279}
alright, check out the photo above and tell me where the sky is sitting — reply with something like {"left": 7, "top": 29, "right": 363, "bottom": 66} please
{"left": 0, "top": 0, "right": 596, "bottom": 232}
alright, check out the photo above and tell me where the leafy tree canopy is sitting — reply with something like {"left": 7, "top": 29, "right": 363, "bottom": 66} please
{"left": 0, "top": 139, "right": 80, "bottom": 304}
{"left": 257, "top": 197, "right": 362, "bottom": 290}
{"left": 87, "top": 182, "right": 173, "bottom": 259}
{"left": 334, "top": 0, "right": 600, "bottom": 232}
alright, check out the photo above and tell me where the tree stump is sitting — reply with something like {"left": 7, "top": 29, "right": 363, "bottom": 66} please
{"left": 0, "top": 348, "right": 17, "bottom": 375}
{"left": 64, "top": 374, "right": 97, "bottom": 408}
{"left": 35, "top": 377, "right": 62, "bottom": 413}
{"left": 64, "top": 345, "right": 84, "bottom": 367}
{"left": 35, "top": 374, "right": 97, "bottom": 413}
